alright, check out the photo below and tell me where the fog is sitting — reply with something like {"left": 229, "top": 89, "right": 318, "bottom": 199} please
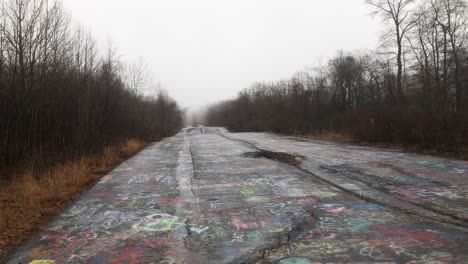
{"left": 62, "top": 0, "right": 380, "bottom": 109}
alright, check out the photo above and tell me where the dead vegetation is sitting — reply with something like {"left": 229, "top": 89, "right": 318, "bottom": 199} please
{"left": 305, "top": 130, "right": 353, "bottom": 142}
{"left": 0, "top": 0, "right": 183, "bottom": 173}
{"left": 0, "top": 138, "right": 144, "bottom": 259}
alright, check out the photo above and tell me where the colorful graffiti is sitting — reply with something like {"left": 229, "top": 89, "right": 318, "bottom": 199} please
{"left": 6, "top": 128, "right": 468, "bottom": 263}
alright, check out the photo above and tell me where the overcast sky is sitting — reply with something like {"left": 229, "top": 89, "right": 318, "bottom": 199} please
{"left": 62, "top": 0, "right": 381, "bottom": 109}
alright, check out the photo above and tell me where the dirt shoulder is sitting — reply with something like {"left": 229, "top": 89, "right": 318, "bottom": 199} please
{"left": 0, "top": 139, "right": 145, "bottom": 259}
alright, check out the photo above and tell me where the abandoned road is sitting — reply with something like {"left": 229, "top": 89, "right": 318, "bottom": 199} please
{"left": 8, "top": 128, "right": 468, "bottom": 263}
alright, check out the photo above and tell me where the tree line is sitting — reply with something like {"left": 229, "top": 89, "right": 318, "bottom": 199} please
{"left": 0, "top": 0, "right": 183, "bottom": 168}
{"left": 206, "top": 0, "right": 468, "bottom": 153}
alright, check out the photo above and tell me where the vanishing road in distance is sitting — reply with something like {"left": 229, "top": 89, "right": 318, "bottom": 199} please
{"left": 8, "top": 128, "right": 468, "bottom": 263}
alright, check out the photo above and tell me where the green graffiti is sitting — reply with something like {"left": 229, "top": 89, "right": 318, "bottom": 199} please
{"left": 132, "top": 214, "right": 179, "bottom": 232}
{"left": 240, "top": 187, "right": 256, "bottom": 195}
{"left": 278, "top": 257, "right": 313, "bottom": 264}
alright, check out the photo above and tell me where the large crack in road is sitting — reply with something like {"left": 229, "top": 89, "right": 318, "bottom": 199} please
{"left": 6, "top": 128, "right": 468, "bottom": 263}
{"left": 171, "top": 133, "right": 204, "bottom": 262}
{"left": 222, "top": 131, "right": 468, "bottom": 229}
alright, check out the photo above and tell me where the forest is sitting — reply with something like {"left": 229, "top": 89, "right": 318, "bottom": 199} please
{"left": 0, "top": 0, "right": 183, "bottom": 170}
{"left": 0, "top": 0, "right": 183, "bottom": 255}
{"left": 206, "top": 0, "right": 468, "bottom": 156}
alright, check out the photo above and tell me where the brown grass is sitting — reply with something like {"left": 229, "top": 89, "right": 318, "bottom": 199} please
{"left": 305, "top": 130, "right": 353, "bottom": 142}
{"left": 121, "top": 138, "right": 144, "bottom": 157}
{"left": 0, "top": 138, "right": 144, "bottom": 259}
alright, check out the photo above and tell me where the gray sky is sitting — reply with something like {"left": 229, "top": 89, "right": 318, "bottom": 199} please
{"left": 62, "top": 0, "right": 380, "bottom": 109}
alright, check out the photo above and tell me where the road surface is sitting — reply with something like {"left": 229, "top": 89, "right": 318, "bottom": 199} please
{"left": 7, "top": 128, "right": 468, "bottom": 263}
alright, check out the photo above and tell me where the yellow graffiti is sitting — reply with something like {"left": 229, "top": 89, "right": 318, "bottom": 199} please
{"left": 29, "top": 261, "right": 56, "bottom": 264}
{"left": 271, "top": 228, "right": 285, "bottom": 233}
{"left": 292, "top": 241, "right": 348, "bottom": 255}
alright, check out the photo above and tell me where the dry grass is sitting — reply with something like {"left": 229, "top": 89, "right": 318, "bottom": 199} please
{"left": 121, "top": 138, "right": 144, "bottom": 157}
{"left": 305, "top": 130, "right": 353, "bottom": 142}
{"left": 0, "top": 138, "right": 144, "bottom": 259}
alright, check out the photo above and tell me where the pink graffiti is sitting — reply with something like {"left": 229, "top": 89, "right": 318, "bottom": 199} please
{"left": 297, "top": 197, "right": 317, "bottom": 205}
{"left": 321, "top": 233, "right": 337, "bottom": 240}
{"left": 158, "top": 198, "right": 182, "bottom": 205}
{"left": 376, "top": 226, "right": 410, "bottom": 236}
{"left": 408, "top": 231, "right": 439, "bottom": 241}
{"left": 232, "top": 218, "right": 267, "bottom": 231}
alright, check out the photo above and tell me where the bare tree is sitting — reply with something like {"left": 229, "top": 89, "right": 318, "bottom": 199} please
{"left": 367, "top": 0, "right": 416, "bottom": 100}
{"left": 0, "top": 0, "right": 183, "bottom": 169}
{"left": 124, "top": 57, "right": 151, "bottom": 95}
{"left": 440, "top": 0, "right": 468, "bottom": 112}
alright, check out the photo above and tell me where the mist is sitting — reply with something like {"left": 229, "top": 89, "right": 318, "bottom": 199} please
{"left": 61, "top": 0, "right": 380, "bottom": 109}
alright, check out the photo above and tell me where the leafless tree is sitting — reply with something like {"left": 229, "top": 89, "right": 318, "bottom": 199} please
{"left": 367, "top": 0, "right": 417, "bottom": 100}
{"left": 124, "top": 57, "right": 151, "bottom": 95}
{"left": 0, "top": 0, "right": 183, "bottom": 170}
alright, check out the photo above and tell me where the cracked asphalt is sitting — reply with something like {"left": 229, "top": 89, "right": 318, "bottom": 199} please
{"left": 7, "top": 128, "right": 468, "bottom": 263}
